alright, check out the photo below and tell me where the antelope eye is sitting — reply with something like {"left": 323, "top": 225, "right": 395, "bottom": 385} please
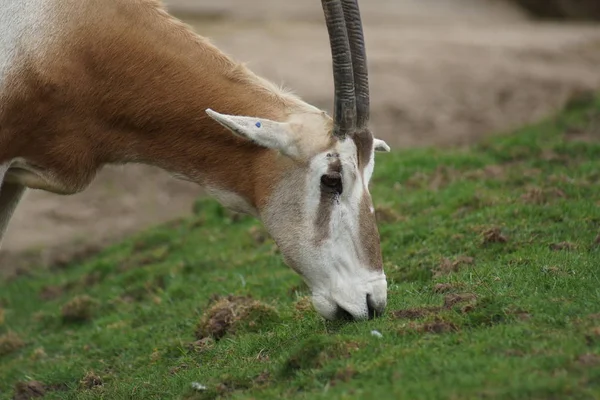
{"left": 320, "top": 173, "right": 343, "bottom": 194}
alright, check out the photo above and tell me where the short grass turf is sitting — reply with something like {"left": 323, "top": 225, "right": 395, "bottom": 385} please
{"left": 1, "top": 94, "right": 600, "bottom": 399}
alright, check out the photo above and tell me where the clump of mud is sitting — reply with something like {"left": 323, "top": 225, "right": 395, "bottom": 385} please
{"left": 521, "top": 187, "right": 566, "bottom": 205}
{"left": 195, "top": 295, "right": 279, "bottom": 340}
{"left": 393, "top": 307, "right": 440, "bottom": 320}
{"left": 80, "top": 371, "right": 103, "bottom": 390}
{"left": 393, "top": 293, "right": 478, "bottom": 320}
{"left": 482, "top": 227, "right": 508, "bottom": 244}
{"left": 433, "top": 283, "right": 462, "bottom": 294}
{"left": 187, "top": 337, "right": 216, "bottom": 353}
{"left": 549, "top": 241, "right": 576, "bottom": 251}
{"left": 576, "top": 353, "right": 600, "bottom": 367}
{"left": 330, "top": 366, "right": 358, "bottom": 387}
{"left": 294, "top": 296, "right": 313, "bottom": 315}
{"left": 13, "top": 381, "right": 46, "bottom": 400}
{"left": 0, "top": 331, "right": 25, "bottom": 357}
{"left": 444, "top": 293, "right": 478, "bottom": 309}
{"left": 61, "top": 295, "right": 99, "bottom": 323}
{"left": 411, "top": 319, "right": 459, "bottom": 334}
{"left": 393, "top": 292, "right": 491, "bottom": 334}
{"left": 434, "top": 256, "right": 474, "bottom": 277}
{"left": 39, "top": 285, "right": 64, "bottom": 301}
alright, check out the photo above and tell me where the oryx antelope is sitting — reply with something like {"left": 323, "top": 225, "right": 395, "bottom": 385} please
{"left": 0, "top": 0, "right": 391, "bottom": 321}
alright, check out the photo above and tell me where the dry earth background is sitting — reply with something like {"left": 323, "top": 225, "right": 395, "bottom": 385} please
{"left": 1, "top": 0, "right": 600, "bottom": 271}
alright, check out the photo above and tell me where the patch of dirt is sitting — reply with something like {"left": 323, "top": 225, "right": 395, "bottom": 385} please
{"left": 433, "top": 283, "right": 462, "bottom": 294}
{"left": 2, "top": 0, "right": 600, "bottom": 275}
{"left": 444, "top": 293, "right": 478, "bottom": 309}
{"left": 253, "top": 370, "right": 271, "bottom": 387}
{"left": 418, "top": 319, "right": 460, "bottom": 334}
{"left": 549, "top": 241, "right": 577, "bottom": 251}
{"left": 429, "top": 166, "right": 463, "bottom": 191}
{"left": 0, "top": 331, "right": 25, "bottom": 357}
{"left": 40, "top": 271, "right": 106, "bottom": 302}
{"left": 80, "top": 371, "right": 103, "bottom": 390}
{"left": 393, "top": 307, "right": 440, "bottom": 320}
{"left": 393, "top": 292, "right": 478, "bottom": 320}
{"left": 434, "top": 256, "right": 475, "bottom": 277}
{"left": 330, "top": 366, "right": 358, "bottom": 387}
{"left": 585, "top": 327, "right": 600, "bottom": 346}
{"left": 39, "top": 285, "right": 64, "bottom": 301}
{"left": 564, "top": 126, "right": 600, "bottom": 143}
{"left": 187, "top": 337, "right": 215, "bottom": 353}
{"left": 398, "top": 318, "right": 460, "bottom": 335}
{"left": 12, "top": 381, "right": 46, "bottom": 400}
{"left": 576, "top": 353, "right": 600, "bottom": 367}
{"left": 464, "top": 165, "right": 509, "bottom": 181}
{"left": 61, "top": 295, "right": 99, "bottom": 323}
{"left": 521, "top": 187, "right": 567, "bottom": 204}
{"left": 294, "top": 296, "right": 313, "bottom": 314}
{"left": 169, "top": 363, "right": 190, "bottom": 375}
{"left": 482, "top": 227, "right": 509, "bottom": 244}
{"left": 195, "top": 295, "right": 279, "bottom": 340}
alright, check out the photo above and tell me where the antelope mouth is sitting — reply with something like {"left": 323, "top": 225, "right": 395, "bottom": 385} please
{"left": 312, "top": 285, "right": 387, "bottom": 322}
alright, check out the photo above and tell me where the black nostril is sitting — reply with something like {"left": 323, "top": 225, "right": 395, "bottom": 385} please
{"left": 367, "top": 294, "right": 377, "bottom": 320}
{"left": 335, "top": 306, "right": 354, "bottom": 321}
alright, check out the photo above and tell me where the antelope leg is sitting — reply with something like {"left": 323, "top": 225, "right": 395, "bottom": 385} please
{"left": 0, "top": 164, "right": 26, "bottom": 252}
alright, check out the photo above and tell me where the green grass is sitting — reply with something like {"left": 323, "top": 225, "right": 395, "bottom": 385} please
{"left": 2, "top": 95, "right": 600, "bottom": 399}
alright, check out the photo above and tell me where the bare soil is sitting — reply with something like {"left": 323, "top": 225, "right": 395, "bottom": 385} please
{"left": 2, "top": 0, "right": 600, "bottom": 274}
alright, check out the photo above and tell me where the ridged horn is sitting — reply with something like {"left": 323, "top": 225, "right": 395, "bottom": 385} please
{"left": 321, "top": 0, "right": 356, "bottom": 138}
{"left": 341, "top": 0, "right": 370, "bottom": 129}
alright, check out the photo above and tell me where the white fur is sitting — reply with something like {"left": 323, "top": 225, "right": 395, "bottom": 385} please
{"left": 205, "top": 108, "right": 303, "bottom": 158}
{"left": 0, "top": 0, "right": 59, "bottom": 89}
{"left": 374, "top": 138, "right": 391, "bottom": 153}
{"left": 295, "top": 139, "right": 387, "bottom": 321}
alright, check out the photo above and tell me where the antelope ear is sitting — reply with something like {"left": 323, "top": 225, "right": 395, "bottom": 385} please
{"left": 374, "top": 138, "right": 390, "bottom": 152}
{"left": 205, "top": 108, "right": 300, "bottom": 157}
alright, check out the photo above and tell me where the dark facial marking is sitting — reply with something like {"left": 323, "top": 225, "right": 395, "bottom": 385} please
{"left": 314, "top": 157, "right": 343, "bottom": 244}
{"left": 358, "top": 194, "right": 383, "bottom": 271}
{"left": 352, "top": 129, "right": 374, "bottom": 172}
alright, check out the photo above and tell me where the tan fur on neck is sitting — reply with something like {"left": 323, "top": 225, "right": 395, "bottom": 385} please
{"left": 0, "top": 0, "right": 330, "bottom": 209}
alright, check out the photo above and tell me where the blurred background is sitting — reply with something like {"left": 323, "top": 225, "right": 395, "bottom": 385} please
{"left": 1, "top": 0, "right": 599, "bottom": 270}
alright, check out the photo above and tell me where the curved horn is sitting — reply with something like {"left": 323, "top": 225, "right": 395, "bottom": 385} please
{"left": 321, "top": 0, "right": 356, "bottom": 138}
{"left": 341, "top": 0, "right": 370, "bottom": 129}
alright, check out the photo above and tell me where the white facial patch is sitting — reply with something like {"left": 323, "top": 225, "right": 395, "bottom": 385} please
{"left": 262, "top": 136, "right": 388, "bottom": 321}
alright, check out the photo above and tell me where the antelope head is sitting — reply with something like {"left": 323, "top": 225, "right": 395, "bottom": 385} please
{"left": 205, "top": 0, "right": 389, "bottom": 321}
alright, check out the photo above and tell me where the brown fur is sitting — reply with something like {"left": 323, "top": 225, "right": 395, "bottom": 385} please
{"left": 359, "top": 194, "right": 383, "bottom": 271}
{"left": 0, "top": 0, "right": 311, "bottom": 207}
